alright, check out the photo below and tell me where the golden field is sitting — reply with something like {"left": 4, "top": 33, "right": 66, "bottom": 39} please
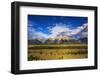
{"left": 28, "top": 44, "right": 88, "bottom": 61}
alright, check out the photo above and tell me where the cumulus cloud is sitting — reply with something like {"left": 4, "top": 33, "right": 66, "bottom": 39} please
{"left": 28, "top": 29, "right": 48, "bottom": 39}
{"left": 28, "top": 22, "right": 48, "bottom": 40}
{"left": 81, "top": 32, "right": 87, "bottom": 37}
{"left": 48, "top": 23, "right": 87, "bottom": 37}
{"left": 28, "top": 22, "right": 88, "bottom": 40}
{"left": 69, "top": 23, "right": 87, "bottom": 35}
{"left": 48, "top": 23, "right": 70, "bottom": 37}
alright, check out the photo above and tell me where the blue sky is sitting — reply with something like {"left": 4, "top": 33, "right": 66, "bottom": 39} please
{"left": 28, "top": 15, "right": 88, "bottom": 39}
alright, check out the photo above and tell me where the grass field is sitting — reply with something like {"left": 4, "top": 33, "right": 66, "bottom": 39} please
{"left": 28, "top": 44, "right": 88, "bottom": 61}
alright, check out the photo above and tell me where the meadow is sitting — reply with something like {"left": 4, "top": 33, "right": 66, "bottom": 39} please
{"left": 28, "top": 44, "right": 88, "bottom": 61}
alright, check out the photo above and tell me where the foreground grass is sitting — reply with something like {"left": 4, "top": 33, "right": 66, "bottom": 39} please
{"left": 28, "top": 44, "right": 88, "bottom": 61}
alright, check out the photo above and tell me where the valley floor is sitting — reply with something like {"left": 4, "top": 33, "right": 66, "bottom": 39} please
{"left": 28, "top": 44, "right": 88, "bottom": 61}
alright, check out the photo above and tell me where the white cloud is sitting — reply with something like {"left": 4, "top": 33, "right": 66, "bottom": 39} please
{"left": 28, "top": 22, "right": 88, "bottom": 40}
{"left": 28, "top": 28, "right": 48, "bottom": 39}
{"left": 28, "top": 22, "right": 48, "bottom": 40}
{"left": 28, "top": 21, "right": 34, "bottom": 27}
{"left": 48, "top": 23, "right": 87, "bottom": 37}
{"left": 69, "top": 23, "right": 88, "bottom": 35}
{"left": 48, "top": 23, "right": 70, "bottom": 37}
{"left": 81, "top": 32, "right": 87, "bottom": 37}
{"left": 35, "top": 32, "right": 48, "bottom": 38}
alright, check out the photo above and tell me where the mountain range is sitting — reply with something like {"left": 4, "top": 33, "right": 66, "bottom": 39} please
{"left": 28, "top": 24, "right": 88, "bottom": 44}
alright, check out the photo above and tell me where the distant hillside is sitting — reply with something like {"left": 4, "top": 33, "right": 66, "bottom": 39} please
{"left": 79, "top": 38, "right": 88, "bottom": 44}
{"left": 28, "top": 39, "right": 42, "bottom": 44}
